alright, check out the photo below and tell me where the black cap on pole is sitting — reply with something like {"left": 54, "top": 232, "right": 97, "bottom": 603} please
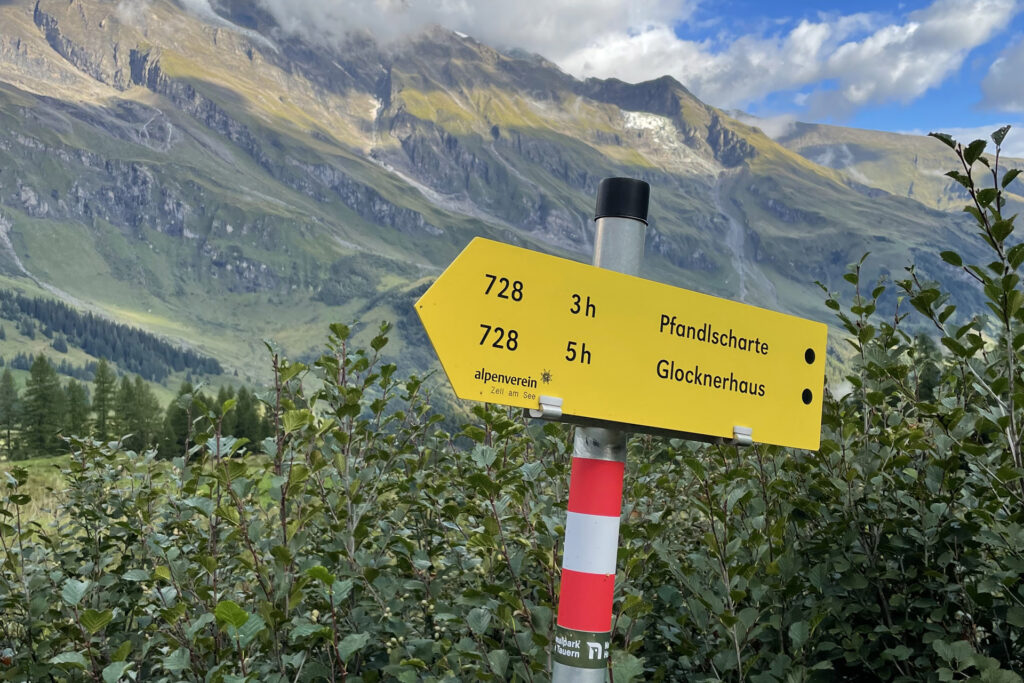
{"left": 594, "top": 177, "right": 650, "bottom": 225}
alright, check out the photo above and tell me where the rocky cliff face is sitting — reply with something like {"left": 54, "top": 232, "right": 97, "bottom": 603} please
{"left": 33, "top": 3, "right": 130, "bottom": 89}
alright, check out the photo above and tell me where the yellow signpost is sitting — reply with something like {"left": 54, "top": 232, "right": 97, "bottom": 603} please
{"left": 416, "top": 237, "right": 827, "bottom": 450}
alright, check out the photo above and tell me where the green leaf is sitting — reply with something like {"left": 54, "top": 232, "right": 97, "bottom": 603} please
{"left": 884, "top": 645, "right": 913, "bottom": 661}
{"left": 487, "top": 649, "right": 509, "bottom": 677}
{"left": 519, "top": 461, "right": 544, "bottom": 481}
{"left": 184, "top": 496, "right": 215, "bottom": 516}
{"left": 234, "top": 614, "right": 266, "bottom": 648}
{"left": 337, "top": 632, "right": 370, "bottom": 663}
{"left": 283, "top": 409, "right": 311, "bottom": 434}
{"left": 940, "top": 251, "right": 963, "bottom": 267}
{"left": 1007, "top": 605, "right": 1024, "bottom": 628}
{"left": 1009, "top": 290, "right": 1024, "bottom": 318}
{"left": 224, "top": 461, "right": 246, "bottom": 482}
{"left": 992, "top": 125, "right": 1011, "bottom": 146}
{"left": 214, "top": 600, "right": 250, "bottom": 629}
{"left": 467, "top": 607, "right": 491, "bottom": 635}
{"left": 102, "top": 661, "right": 132, "bottom": 683}
{"left": 470, "top": 444, "right": 497, "bottom": 468}
{"left": 934, "top": 639, "right": 975, "bottom": 662}
{"left": 946, "top": 170, "right": 972, "bottom": 188}
{"left": 1003, "top": 168, "right": 1021, "bottom": 188}
{"left": 290, "top": 621, "right": 330, "bottom": 642}
{"left": 61, "top": 579, "right": 90, "bottom": 607}
{"left": 929, "top": 132, "right": 957, "bottom": 149}
{"left": 121, "top": 569, "right": 150, "bottom": 582}
{"left": 6, "top": 466, "right": 28, "bottom": 486}
{"left": 49, "top": 651, "right": 87, "bottom": 668}
{"left": 965, "top": 139, "right": 988, "bottom": 165}
{"left": 611, "top": 651, "right": 646, "bottom": 683}
{"left": 305, "top": 565, "right": 335, "bottom": 585}
{"left": 270, "top": 545, "right": 293, "bottom": 566}
{"left": 1008, "top": 243, "right": 1024, "bottom": 270}
{"left": 186, "top": 613, "right": 216, "bottom": 640}
{"left": 160, "top": 602, "right": 186, "bottom": 625}
{"left": 977, "top": 188, "right": 999, "bottom": 208}
{"left": 162, "top": 647, "right": 189, "bottom": 673}
{"left": 330, "top": 579, "right": 354, "bottom": 601}
{"left": 965, "top": 204, "right": 985, "bottom": 224}
{"left": 196, "top": 555, "right": 217, "bottom": 575}
{"left": 329, "top": 323, "right": 350, "bottom": 340}
{"left": 789, "top": 620, "right": 809, "bottom": 649}
{"left": 80, "top": 608, "right": 113, "bottom": 634}
{"left": 941, "top": 337, "right": 970, "bottom": 358}
{"left": 111, "top": 640, "right": 132, "bottom": 662}
{"left": 279, "top": 361, "right": 307, "bottom": 384}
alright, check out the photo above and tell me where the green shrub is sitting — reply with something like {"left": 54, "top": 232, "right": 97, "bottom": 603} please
{"left": 1, "top": 129, "right": 1022, "bottom": 682}
{"left": 1, "top": 322, "right": 578, "bottom": 682}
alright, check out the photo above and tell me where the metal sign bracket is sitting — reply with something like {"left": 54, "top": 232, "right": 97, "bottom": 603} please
{"left": 529, "top": 395, "right": 564, "bottom": 420}
{"left": 731, "top": 426, "right": 753, "bottom": 447}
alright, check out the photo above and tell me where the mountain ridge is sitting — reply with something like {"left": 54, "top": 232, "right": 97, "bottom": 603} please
{"left": 0, "top": 0, "right": 1006, "bottom": 383}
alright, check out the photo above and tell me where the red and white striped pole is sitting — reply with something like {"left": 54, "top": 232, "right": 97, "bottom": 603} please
{"left": 552, "top": 178, "right": 648, "bottom": 682}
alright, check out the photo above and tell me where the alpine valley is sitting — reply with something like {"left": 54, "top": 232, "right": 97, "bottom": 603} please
{"left": 0, "top": 0, "right": 1019, "bottom": 387}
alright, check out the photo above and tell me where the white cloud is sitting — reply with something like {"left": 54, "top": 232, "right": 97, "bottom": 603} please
{"left": 183, "top": 0, "right": 1020, "bottom": 121}
{"left": 733, "top": 112, "right": 799, "bottom": 140}
{"left": 254, "top": 0, "right": 697, "bottom": 55}
{"left": 177, "top": 0, "right": 218, "bottom": 21}
{"left": 808, "top": 0, "right": 1019, "bottom": 117}
{"left": 560, "top": 0, "right": 1018, "bottom": 116}
{"left": 115, "top": 0, "right": 150, "bottom": 26}
{"left": 560, "top": 18, "right": 850, "bottom": 108}
{"left": 982, "top": 37, "right": 1024, "bottom": 112}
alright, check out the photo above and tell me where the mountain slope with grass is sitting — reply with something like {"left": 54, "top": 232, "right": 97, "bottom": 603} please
{"left": 0, "top": 0, "right": 1003, "bottom": 383}
{"left": 775, "top": 121, "right": 1024, "bottom": 216}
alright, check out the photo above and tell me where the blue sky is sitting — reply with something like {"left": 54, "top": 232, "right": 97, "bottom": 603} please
{"left": 672, "top": 0, "right": 1024, "bottom": 142}
{"left": 251, "top": 0, "right": 1024, "bottom": 154}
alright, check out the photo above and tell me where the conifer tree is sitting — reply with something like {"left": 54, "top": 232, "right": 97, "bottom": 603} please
{"left": 114, "top": 376, "right": 162, "bottom": 452}
{"left": 234, "top": 387, "right": 261, "bottom": 445}
{"left": 161, "top": 381, "right": 194, "bottom": 459}
{"left": 130, "top": 375, "right": 162, "bottom": 452}
{"left": 92, "top": 358, "right": 115, "bottom": 441}
{"left": 0, "top": 368, "right": 18, "bottom": 459}
{"left": 112, "top": 375, "right": 135, "bottom": 442}
{"left": 22, "top": 355, "right": 63, "bottom": 457}
{"left": 65, "top": 380, "right": 91, "bottom": 437}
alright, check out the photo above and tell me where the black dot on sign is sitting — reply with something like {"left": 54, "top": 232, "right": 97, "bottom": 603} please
{"left": 802, "top": 389, "right": 813, "bottom": 405}
{"left": 804, "top": 348, "right": 815, "bottom": 364}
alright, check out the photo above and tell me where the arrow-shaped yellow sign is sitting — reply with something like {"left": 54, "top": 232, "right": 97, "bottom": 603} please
{"left": 416, "top": 238, "right": 827, "bottom": 450}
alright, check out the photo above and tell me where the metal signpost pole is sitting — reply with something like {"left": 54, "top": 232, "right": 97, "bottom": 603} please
{"left": 415, "top": 173, "right": 825, "bottom": 675}
{"left": 551, "top": 178, "right": 648, "bottom": 683}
